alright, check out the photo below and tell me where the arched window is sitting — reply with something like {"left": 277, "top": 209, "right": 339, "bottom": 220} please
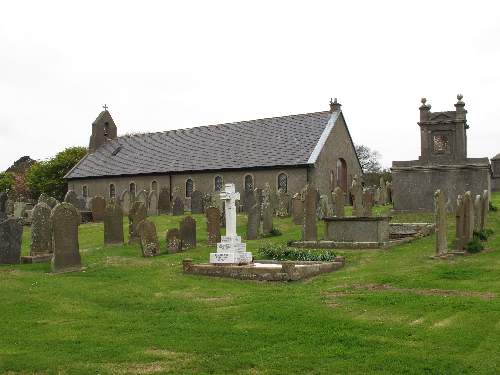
{"left": 336, "top": 158, "right": 348, "bottom": 192}
{"left": 185, "top": 179, "right": 194, "bottom": 198}
{"left": 151, "top": 180, "right": 158, "bottom": 193}
{"left": 214, "top": 176, "right": 223, "bottom": 191}
{"left": 82, "top": 185, "right": 88, "bottom": 199}
{"left": 277, "top": 173, "right": 287, "bottom": 193}
{"left": 129, "top": 182, "right": 136, "bottom": 196}
{"left": 244, "top": 175, "right": 253, "bottom": 192}
{"left": 109, "top": 184, "right": 116, "bottom": 199}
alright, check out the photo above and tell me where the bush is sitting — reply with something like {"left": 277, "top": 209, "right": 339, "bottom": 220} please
{"left": 258, "top": 243, "right": 336, "bottom": 262}
{"left": 489, "top": 202, "right": 498, "bottom": 212}
{"left": 466, "top": 237, "right": 484, "bottom": 253}
{"left": 262, "top": 228, "right": 282, "bottom": 238}
{"left": 473, "top": 229, "right": 494, "bottom": 241}
{"left": 0, "top": 172, "right": 14, "bottom": 193}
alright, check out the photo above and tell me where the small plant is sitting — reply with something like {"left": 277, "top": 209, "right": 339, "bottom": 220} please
{"left": 466, "top": 237, "right": 484, "bottom": 253}
{"left": 262, "top": 228, "right": 282, "bottom": 238}
{"left": 473, "top": 229, "right": 494, "bottom": 241}
{"left": 489, "top": 202, "right": 498, "bottom": 211}
{"left": 258, "top": 243, "right": 336, "bottom": 262}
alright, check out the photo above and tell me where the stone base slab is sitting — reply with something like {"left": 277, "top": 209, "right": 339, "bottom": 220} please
{"left": 183, "top": 258, "right": 345, "bottom": 281}
{"left": 429, "top": 251, "right": 467, "bottom": 259}
{"left": 21, "top": 254, "right": 53, "bottom": 264}
{"left": 210, "top": 251, "right": 252, "bottom": 264}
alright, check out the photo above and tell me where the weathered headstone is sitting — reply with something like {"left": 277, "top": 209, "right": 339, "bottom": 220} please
{"left": 172, "top": 197, "right": 184, "bottom": 216}
{"left": 481, "top": 190, "right": 489, "bottom": 231}
{"left": 90, "top": 196, "right": 106, "bottom": 222}
{"left": 456, "top": 195, "right": 465, "bottom": 250}
{"left": 136, "top": 190, "right": 148, "bottom": 206}
{"left": 246, "top": 190, "right": 261, "bottom": 240}
{"left": 30, "top": 202, "right": 52, "bottom": 255}
{"left": 206, "top": 207, "right": 222, "bottom": 245}
{"left": 474, "top": 194, "right": 482, "bottom": 232}
{"left": 0, "top": 218, "right": 23, "bottom": 264}
{"left": 386, "top": 181, "right": 393, "bottom": 204}
{"left": 120, "top": 190, "right": 131, "bottom": 215}
{"left": 158, "top": 188, "right": 171, "bottom": 215}
{"left": 51, "top": 203, "right": 82, "bottom": 273}
{"left": 64, "top": 190, "right": 79, "bottom": 207}
{"left": 333, "top": 186, "right": 345, "bottom": 217}
{"left": 243, "top": 189, "right": 255, "bottom": 214}
{"left": 128, "top": 201, "right": 147, "bottom": 244}
{"left": 318, "top": 195, "right": 330, "bottom": 219}
{"left": 147, "top": 191, "right": 158, "bottom": 216}
{"left": 138, "top": 219, "right": 160, "bottom": 257}
{"left": 104, "top": 200, "right": 124, "bottom": 246}
{"left": 180, "top": 216, "right": 197, "bottom": 250}
{"left": 379, "top": 177, "right": 387, "bottom": 205}
{"left": 13, "top": 202, "right": 28, "bottom": 219}
{"left": 302, "top": 184, "right": 317, "bottom": 241}
{"left": 362, "top": 189, "right": 374, "bottom": 217}
{"left": 38, "top": 193, "right": 58, "bottom": 209}
{"left": 374, "top": 188, "right": 381, "bottom": 205}
{"left": 190, "top": 190, "right": 203, "bottom": 214}
{"left": 262, "top": 189, "right": 274, "bottom": 236}
{"left": 435, "top": 189, "right": 447, "bottom": 256}
{"left": 291, "top": 193, "right": 304, "bottom": 225}
{"left": 463, "top": 191, "right": 475, "bottom": 246}
{"left": 166, "top": 228, "right": 182, "bottom": 253}
{"left": 276, "top": 190, "right": 291, "bottom": 217}
{"left": 350, "top": 175, "right": 363, "bottom": 217}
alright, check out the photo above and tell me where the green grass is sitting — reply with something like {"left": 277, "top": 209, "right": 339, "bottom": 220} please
{"left": 1, "top": 195, "right": 500, "bottom": 374}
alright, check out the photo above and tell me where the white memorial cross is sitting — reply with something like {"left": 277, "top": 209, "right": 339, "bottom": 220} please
{"left": 220, "top": 183, "right": 239, "bottom": 239}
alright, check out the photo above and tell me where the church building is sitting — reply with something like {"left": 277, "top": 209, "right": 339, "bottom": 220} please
{"left": 65, "top": 100, "right": 362, "bottom": 206}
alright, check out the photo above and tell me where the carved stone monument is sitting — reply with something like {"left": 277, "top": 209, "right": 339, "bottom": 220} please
{"left": 51, "top": 203, "right": 82, "bottom": 273}
{"left": 104, "top": 200, "right": 124, "bottom": 246}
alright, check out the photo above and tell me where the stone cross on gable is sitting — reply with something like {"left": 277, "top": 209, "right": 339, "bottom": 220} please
{"left": 103, "top": 104, "right": 108, "bottom": 111}
{"left": 220, "top": 183, "right": 239, "bottom": 238}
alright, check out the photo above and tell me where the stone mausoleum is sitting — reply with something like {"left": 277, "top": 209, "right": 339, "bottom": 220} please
{"left": 65, "top": 100, "right": 362, "bottom": 205}
{"left": 391, "top": 95, "right": 490, "bottom": 212}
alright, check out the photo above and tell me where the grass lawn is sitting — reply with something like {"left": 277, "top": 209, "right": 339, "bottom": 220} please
{"left": 1, "top": 194, "right": 500, "bottom": 374}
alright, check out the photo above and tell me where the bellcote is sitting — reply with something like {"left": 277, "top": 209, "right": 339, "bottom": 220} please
{"left": 88, "top": 106, "right": 118, "bottom": 153}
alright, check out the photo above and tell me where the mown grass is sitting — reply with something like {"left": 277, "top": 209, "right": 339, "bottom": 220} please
{"left": 1, "top": 195, "right": 500, "bottom": 374}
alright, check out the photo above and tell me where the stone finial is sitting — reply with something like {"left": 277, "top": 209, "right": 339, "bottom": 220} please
{"left": 455, "top": 93, "right": 465, "bottom": 109}
{"left": 329, "top": 98, "right": 342, "bottom": 112}
{"left": 419, "top": 97, "right": 431, "bottom": 121}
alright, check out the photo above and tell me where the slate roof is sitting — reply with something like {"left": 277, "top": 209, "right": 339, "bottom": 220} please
{"left": 66, "top": 110, "right": 337, "bottom": 179}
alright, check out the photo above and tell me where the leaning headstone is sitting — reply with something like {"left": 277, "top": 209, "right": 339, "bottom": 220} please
{"left": 474, "top": 194, "right": 482, "bottom": 232}
{"left": 291, "top": 193, "right": 304, "bottom": 225}
{"left": 481, "top": 190, "right": 489, "bottom": 231}
{"left": 172, "top": 197, "right": 184, "bottom": 216}
{"left": 30, "top": 202, "right": 53, "bottom": 255}
{"left": 190, "top": 190, "right": 203, "bottom": 214}
{"left": 262, "top": 190, "right": 274, "bottom": 236}
{"left": 138, "top": 219, "right": 160, "bottom": 257}
{"left": 128, "top": 201, "right": 147, "bottom": 244}
{"left": 147, "top": 191, "right": 158, "bottom": 216}
{"left": 379, "top": 177, "right": 387, "bottom": 205}
{"left": 38, "top": 193, "right": 58, "bottom": 209}
{"left": 104, "top": 200, "right": 124, "bottom": 246}
{"left": 333, "top": 186, "right": 345, "bottom": 217}
{"left": 120, "top": 190, "right": 131, "bottom": 215}
{"left": 435, "top": 190, "right": 447, "bottom": 256}
{"left": 302, "top": 184, "right": 317, "bottom": 241}
{"left": 362, "top": 189, "right": 374, "bottom": 217}
{"left": 206, "top": 207, "right": 222, "bottom": 245}
{"left": 180, "top": 216, "right": 197, "bottom": 250}
{"left": 350, "top": 175, "right": 363, "bottom": 217}
{"left": 158, "top": 188, "right": 171, "bottom": 215}
{"left": 51, "top": 203, "right": 82, "bottom": 273}
{"left": 64, "top": 190, "right": 79, "bottom": 208}
{"left": 90, "top": 196, "right": 106, "bottom": 222}
{"left": 0, "top": 218, "right": 23, "bottom": 264}
{"left": 166, "top": 228, "right": 182, "bottom": 253}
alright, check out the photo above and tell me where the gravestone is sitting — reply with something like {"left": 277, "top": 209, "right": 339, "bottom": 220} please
{"left": 481, "top": 190, "right": 489, "bottom": 230}
{"left": 374, "top": 188, "right": 381, "bottom": 205}
{"left": 38, "top": 193, "right": 58, "bottom": 209}
{"left": 30, "top": 202, "right": 52, "bottom": 255}
{"left": 333, "top": 187, "right": 345, "bottom": 217}
{"left": 64, "top": 190, "right": 79, "bottom": 207}
{"left": 90, "top": 196, "right": 106, "bottom": 222}
{"left": 138, "top": 219, "right": 160, "bottom": 257}
{"left": 136, "top": 190, "right": 148, "bottom": 206}
{"left": 180, "top": 216, "right": 197, "bottom": 250}
{"left": 191, "top": 190, "right": 203, "bottom": 214}
{"left": 120, "top": 190, "right": 131, "bottom": 215}
{"left": 276, "top": 190, "right": 291, "bottom": 217}
{"left": 246, "top": 190, "right": 261, "bottom": 240}
{"left": 463, "top": 191, "right": 475, "bottom": 246}
{"left": 206, "top": 207, "right": 221, "bottom": 245}
{"left": 362, "top": 189, "right": 374, "bottom": 217}
{"left": 51, "top": 203, "right": 82, "bottom": 273}
{"left": 128, "top": 201, "right": 147, "bottom": 244}
{"left": 13, "top": 202, "right": 28, "bottom": 219}
{"left": 386, "top": 181, "right": 393, "bottom": 204}
{"left": 291, "top": 193, "right": 304, "bottom": 225}
{"left": 379, "top": 177, "right": 387, "bottom": 205}
{"left": 172, "top": 197, "right": 184, "bottom": 216}
{"left": 158, "top": 188, "right": 171, "bottom": 214}
{"left": 0, "top": 218, "right": 23, "bottom": 264}
{"left": 0, "top": 192, "right": 7, "bottom": 213}
{"left": 147, "top": 191, "right": 158, "bottom": 216}
{"left": 210, "top": 183, "right": 252, "bottom": 264}
{"left": 302, "top": 184, "right": 317, "bottom": 241}
{"left": 474, "top": 194, "right": 482, "bottom": 232}
{"left": 434, "top": 189, "right": 447, "bottom": 255}
{"left": 243, "top": 189, "right": 255, "bottom": 214}
{"left": 104, "top": 200, "right": 124, "bottom": 246}
{"left": 166, "top": 228, "right": 182, "bottom": 253}
{"left": 269, "top": 188, "right": 279, "bottom": 216}
{"left": 262, "top": 189, "right": 273, "bottom": 236}
{"left": 350, "top": 175, "right": 363, "bottom": 217}
{"left": 455, "top": 195, "right": 465, "bottom": 250}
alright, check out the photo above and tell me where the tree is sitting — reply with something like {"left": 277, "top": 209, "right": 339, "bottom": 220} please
{"left": 0, "top": 172, "right": 14, "bottom": 193}
{"left": 355, "top": 144, "right": 382, "bottom": 173}
{"left": 27, "top": 147, "right": 87, "bottom": 201}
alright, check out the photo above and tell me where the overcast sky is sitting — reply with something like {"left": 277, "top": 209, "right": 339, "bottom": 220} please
{"left": 1, "top": 0, "right": 499, "bottom": 171}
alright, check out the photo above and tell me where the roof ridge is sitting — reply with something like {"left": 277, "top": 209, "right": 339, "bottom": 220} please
{"left": 118, "top": 110, "right": 330, "bottom": 139}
